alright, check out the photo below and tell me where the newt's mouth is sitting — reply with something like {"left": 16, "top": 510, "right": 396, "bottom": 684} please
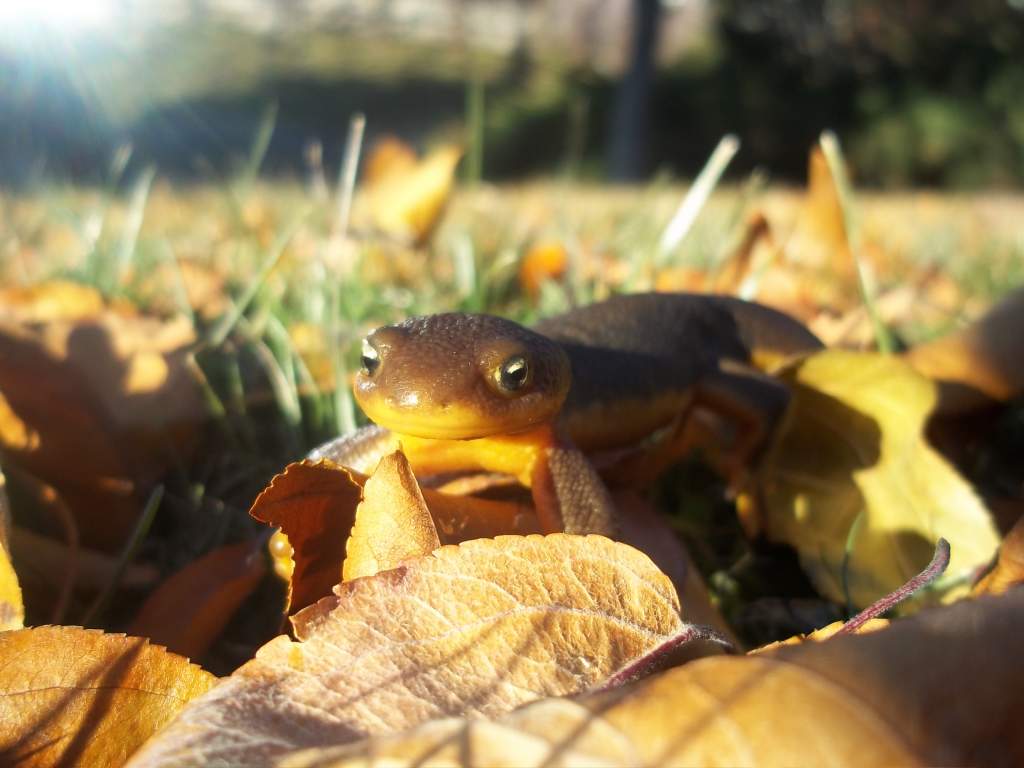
{"left": 354, "top": 376, "right": 561, "bottom": 441}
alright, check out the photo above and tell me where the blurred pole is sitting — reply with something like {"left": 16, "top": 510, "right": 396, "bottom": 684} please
{"left": 609, "top": 0, "right": 662, "bottom": 181}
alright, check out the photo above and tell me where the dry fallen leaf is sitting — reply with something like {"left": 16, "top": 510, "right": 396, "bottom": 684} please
{"left": 905, "top": 286, "right": 1024, "bottom": 414}
{"left": 0, "top": 311, "right": 205, "bottom": 550}
{"left": 753, "top": 618, "right": 889, "bottom": 653}
{"left": 0, "top": 466, "right": 23, "bottom": 631}
{"left": 757, "top": 349, "right": 1000, "bottom": 608}
{"left": 343, "top": 452, "right": 440, "bottom": 581}
{"left": 127, "top": 534, "right": 693, "bottom": 767}
{"left": 364, "top": 143, "right": 463, "bottom": 244}
{"left": 973, "top": 513, "right": 1024, "bottom": 596}
{"left": 250, "top": 460, "right": 363, "bottom": 615}
{"left": 0, "top": 279, "right": 106, "bottom": 323}
{"left": 363, "top": 136, "right": 419, "bottom": 185}
{"left": 279, "top": 590, "right": 1024, "bottom": 767}
{"left": 0, "top": 626, "right": 216, "bottom": 767}
{"left": 252, "top": 459, "right": 540, "bottom": 615}
{"left": 519, "top": 241, "right": 568, "bottom": 298}
{"left": 128, "top": 539, "right": 267, "bottom": 660}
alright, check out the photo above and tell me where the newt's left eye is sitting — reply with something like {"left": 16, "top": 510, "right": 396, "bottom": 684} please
{"left": 496, "top": 355, "right": 530, "bottom": 393}
{"left": 360, "top": 338, "right": 380, "bottom": 376}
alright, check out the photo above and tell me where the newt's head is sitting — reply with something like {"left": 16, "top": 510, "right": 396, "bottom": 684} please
{"left": 354, "top": 313, "right": 571, "bottom": 439}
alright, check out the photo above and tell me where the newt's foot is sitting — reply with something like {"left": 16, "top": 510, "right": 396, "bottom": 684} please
{"left": 531, "top": 444, "right": 619, "bottom": 537}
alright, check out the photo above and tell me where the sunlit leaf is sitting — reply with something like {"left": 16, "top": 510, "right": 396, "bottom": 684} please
{"left": 127, "top": 535, "right": 692, "bottom": 767}
{"left": 973, "top": 513, "right": 1024, "bottom": 596}
{"left": 278, "top": 591, "right": 1024, "bottom": 767}
{"left": 364, "top": 144, "right": 463, "bottom": 244}
{"left": 252, "top": 460, "right": 540, "bottom": 615}
{"left": 0, "top": 626, "right": 215, "bottom": 767}
{"left": 756, "top": 349, "right": 999, "bottom": 607}
{"left": 0, "top": 466, "right": 22, "bottom": 631}
{"left": 342, "top": 452, "right": 440, "bottom": 581}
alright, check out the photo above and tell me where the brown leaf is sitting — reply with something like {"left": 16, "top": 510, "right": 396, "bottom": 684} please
{"left": 905, "top": 286, "right": 1024, "bottom": 414}
{"left": 611, "top": 490, "right": 736, "bottom": 645}
{"left": 0, "top": 312, "right": 204, "bottom": 550}
{"left": 973, "top": 512, "right": 1024, "bottom": 596}
{"left": 252, "top": 460, "right": 541, "bottom": 615}
{"left": 343, "top": 452, "right": 440, "bottom": 581}
{"left": 280, "top": 591, "right": 1024, "bottom": 767}
{"left": 126, "top": 535, "right": 690, "bottom": 767}
{"left": 250, "top": 460, "right": 363, "bottom": 615}
{"left": 128, "top": 539, "right": 267, "bottom": 660}
{"left": 0, "top": 626, "right": 216, "bottom": 767}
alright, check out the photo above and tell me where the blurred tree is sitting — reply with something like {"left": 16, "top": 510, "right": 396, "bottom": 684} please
{"left": 609, "top": 0, "right": 662, "bottom": 180}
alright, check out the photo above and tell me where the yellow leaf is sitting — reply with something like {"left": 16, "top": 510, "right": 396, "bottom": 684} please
{"left": 279, "top": 591, "right": 1024, "bottom": 767}
{"left": 127, "top": 535, "right": 690, "bottom": 767}
{"left": 757, "top": 349, "right": 999, "bottom": 607}
{"left": 753, "top": 618, "right": 889, "bottom": 653}
{"left": 0, "top": 466, "right": 22, "bottom": 631}
{"left": 365, "top": 144, "right": 463, "bottom": 244}
{"left": 0, "top": 279, "right": 105, "bottom": 323}
{"left": 0, "top": 626, "right": 216, "bottom": 766}
{"left": 342, "top": 452, "right": 440, "bottom": 581}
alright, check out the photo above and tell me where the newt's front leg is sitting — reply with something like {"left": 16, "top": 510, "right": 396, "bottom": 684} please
{"left": 399, "top": 425, "right": 618, "bottom": 536}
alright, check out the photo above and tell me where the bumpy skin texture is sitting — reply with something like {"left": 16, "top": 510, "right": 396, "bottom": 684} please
{"left": 534, "top": 293, "right": 820, "bottom": 414}
{"left": 321, "top": 293, "right": 823, "bottom": 534}
{"left": 355, "top": 314, "right": 571, "bottom": 440}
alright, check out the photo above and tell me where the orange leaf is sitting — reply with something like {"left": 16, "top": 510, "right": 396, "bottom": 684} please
{"left": 973, "top": 512, "right": 1024, "bottom": 596}
{"left": 519, "top": 241, "right": 568, "bottom": 298}
{"left": 128, "top": 539, "right": 267, "bottom": 660}
{"left": 0, "top": 467, "right": 22, "bottom": 631}
{"left": 0, "top": 311, "right": 204, "bottom": 550}
{"left": 250, "top": 461, "right": 363, "bottom": 615}
{"left": 0, "top": 626, "right": 215, "bottom": 766}
{"left": 126, "top": 534, "right": 692, "bottom": 767}
{"left": 253, "top": 460, "right": 541, "bottom": 615}
{"left": 342, "top": 452, "right": 440, "bottom": 581}
{"left": 363, "top": 136, "right": 418, "bottom": 185}
{"left": 0, "top": 279, "right": 105, "bottom": 323}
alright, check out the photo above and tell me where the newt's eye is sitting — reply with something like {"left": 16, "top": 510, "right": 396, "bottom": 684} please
{"left": 497, "top": 355, "right": 530, "bottom": 393}
{"left": 360, "top": 338, "right": 380, "bottom": 376}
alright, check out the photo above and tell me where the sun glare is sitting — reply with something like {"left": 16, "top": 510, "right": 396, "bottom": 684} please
{"left": 0, "top": 0, "right": 117, "bottom": 31}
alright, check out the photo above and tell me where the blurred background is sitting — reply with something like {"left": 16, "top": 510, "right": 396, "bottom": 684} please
{"left": 4, "top": 0, "right": 1024, "bottom": 188}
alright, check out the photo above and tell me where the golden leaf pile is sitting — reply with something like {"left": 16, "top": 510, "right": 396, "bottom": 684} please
{"left": 1, "top": 141, "right": 1023, "bottom": 767}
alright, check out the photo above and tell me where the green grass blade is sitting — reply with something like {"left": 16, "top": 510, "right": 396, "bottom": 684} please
{"left": 820, "top": 130, "right": 896, "bottom": 354}
{"left": 207, "top": 211, "right": 307, "bottom": 347}
{"left": 81, "top": 485, "right": 163, "bottom": 627}
{"left": 657, "top": 134, "right": 740, "bottom": 265}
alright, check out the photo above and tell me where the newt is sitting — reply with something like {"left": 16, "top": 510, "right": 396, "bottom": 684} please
{"left": 310, "top": 292, "right": 823, "bottom": 535}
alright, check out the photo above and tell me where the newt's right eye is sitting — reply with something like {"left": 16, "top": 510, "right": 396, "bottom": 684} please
{"left": 360, "top": 338, "right": 380, "bottom": 376}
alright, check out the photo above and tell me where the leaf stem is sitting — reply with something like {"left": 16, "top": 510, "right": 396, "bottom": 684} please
{"left": 837, "top": 537, "right": 951, "bottom": 636}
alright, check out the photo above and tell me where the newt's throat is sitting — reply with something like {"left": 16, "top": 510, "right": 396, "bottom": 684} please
{"left": 396, "top": 424, "right": 557, "bottom": 486}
